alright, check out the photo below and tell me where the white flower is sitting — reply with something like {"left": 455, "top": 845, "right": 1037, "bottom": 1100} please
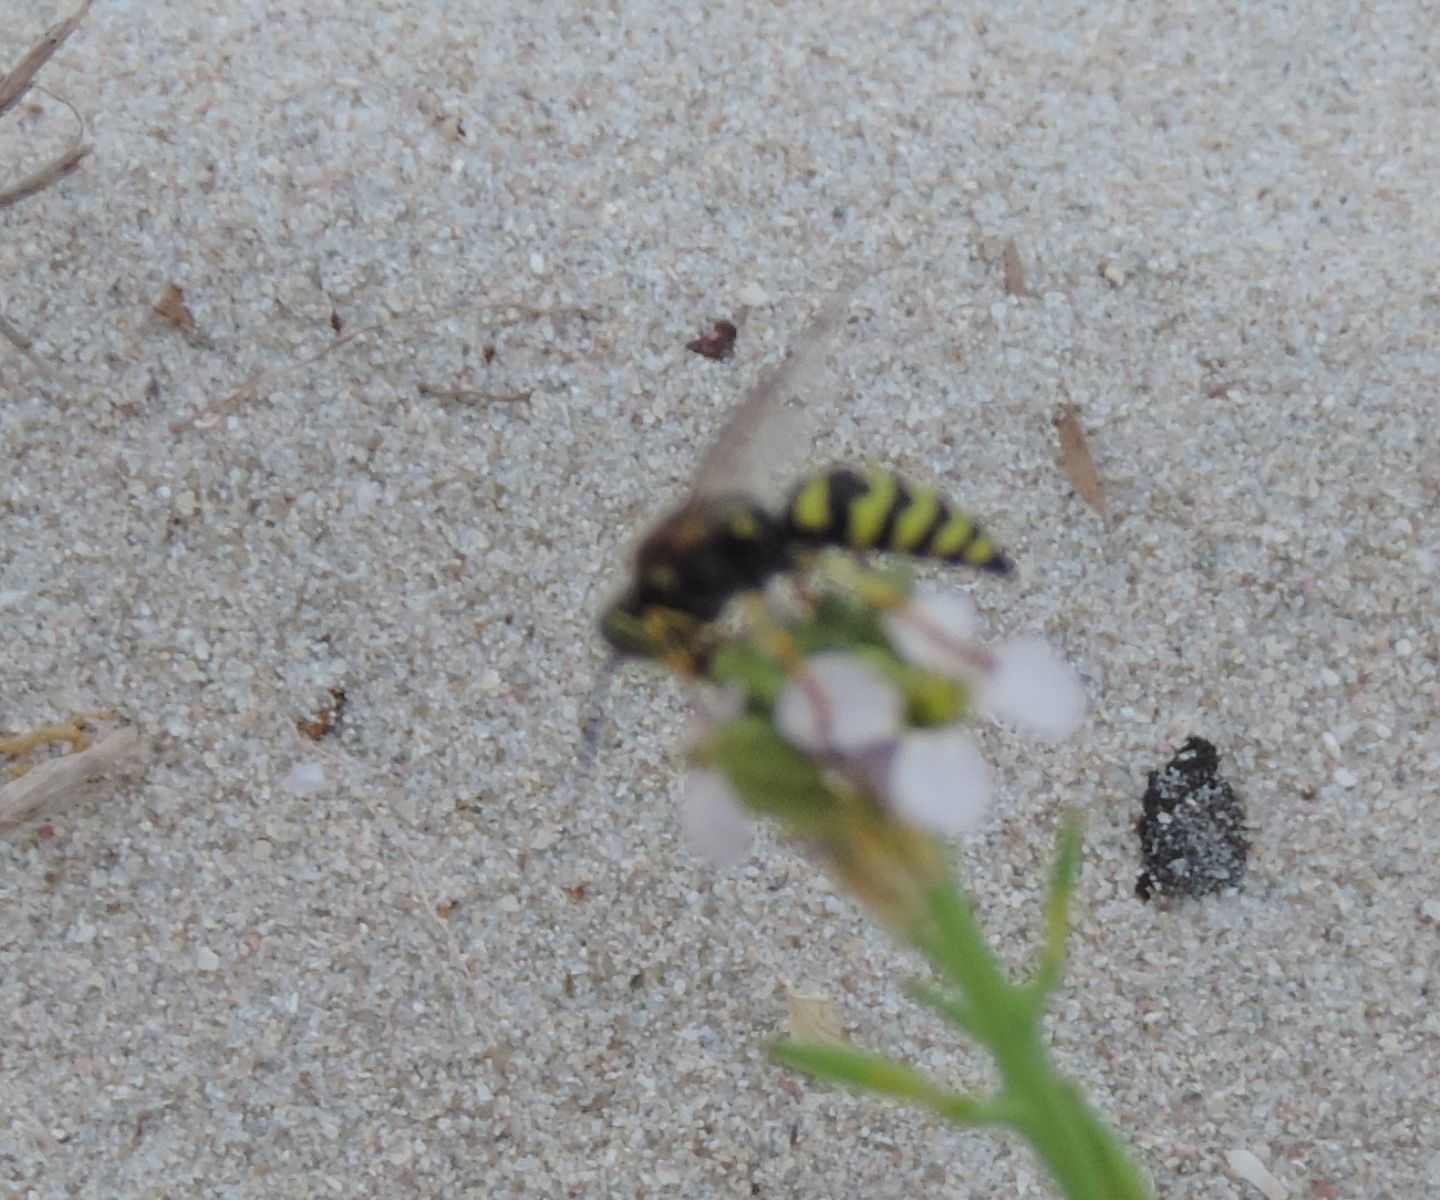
{"left": 888, "top": 729, "right": 991, "bottom": 834}
{"left": 881, "top": 591, "right": 984, "bottom": 675}
{"left": 775, "top": 651, "right": 903, "bottom": 754}
{"left": 680, "top": 768, "right": 753, "bottom": 866}
{"left": 772, "top": 649, "right": 991, "bottom": 837}
{"left": 885, "top": 590, "right": 1087, "bottom": 743}
{"left": 979, "top": 636, "right": 1087, "bottom": 743}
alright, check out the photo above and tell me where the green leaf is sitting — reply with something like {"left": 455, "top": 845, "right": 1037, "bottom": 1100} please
{"left": 694, "top": 715, "right": 836, "bottom": 826}
{"left": 1025, "top": 813, "right": 1084, "bottom": 1008}
{"left": 707, "top": 642, "right": 789, "bottom": 711}
{"left": 799, "top": 590, "right": 892, "bottom": 650}
{"left": 772, "top": 1039, "right": 1003, "bottom": 1127}
{"left": 907, "top": 978, "right": 982, "bottom": 1038}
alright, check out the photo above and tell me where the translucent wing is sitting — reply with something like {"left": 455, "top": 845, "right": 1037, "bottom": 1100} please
{"left": 689, "top": 287, "right": 852, "bottom": 502}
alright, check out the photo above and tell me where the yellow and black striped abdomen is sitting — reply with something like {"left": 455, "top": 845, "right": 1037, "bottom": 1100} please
{"left": 783, "top": 467, "right": 1013, "bottom": 575}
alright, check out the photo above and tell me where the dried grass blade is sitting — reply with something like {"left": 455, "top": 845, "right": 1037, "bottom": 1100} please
{"left": 0, "top": 1, "right": 92, "bottom": 119}
{"left": 0, "top": 140, "right": 91, "bottom": 209}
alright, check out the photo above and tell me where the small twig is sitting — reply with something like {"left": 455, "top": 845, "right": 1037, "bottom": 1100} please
{"left": 416, "top": 383, "right": 531, "bottom": 405}
{"left": 170, "top": 300, "right": 598, "bottom": 434}
{"left": 0, "top": 139, "right": 91, "bottom": 209}
{"left": 0, "top": 1, "right": 92, "bottom": 119}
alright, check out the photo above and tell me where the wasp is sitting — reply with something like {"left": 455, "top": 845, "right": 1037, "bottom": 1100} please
{"left": 598, "top": 295, "right": 1012, "bottom": 676}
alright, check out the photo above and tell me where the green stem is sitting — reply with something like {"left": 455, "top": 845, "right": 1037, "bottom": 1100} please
{"left": 916, "top": 883, "right": 1153, "bottom": 1200}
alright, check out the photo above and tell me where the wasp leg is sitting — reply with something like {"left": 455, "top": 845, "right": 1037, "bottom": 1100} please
{"left": 578, "top": 654, "right": 620, "bottom": 756}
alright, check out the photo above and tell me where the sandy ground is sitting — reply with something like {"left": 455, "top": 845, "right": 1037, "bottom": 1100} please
{"left": 3, "top": 2, "right": 1437, "bottom": 1197}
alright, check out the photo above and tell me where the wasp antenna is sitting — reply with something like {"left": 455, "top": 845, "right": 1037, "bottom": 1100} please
{"left": 578, "top": 652, "right": 621, "bottom": 765}
{"left": 548, "top": 654, "right": 623, "bottom": 823}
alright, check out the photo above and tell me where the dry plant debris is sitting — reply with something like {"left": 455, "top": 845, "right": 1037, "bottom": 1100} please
{"left": 152, "top": 281, "right": 199, "bottom": 337}
{"left": 416, "top": 381, "right": 532, "bottom": 405}
{"left": 0, "top": 2, "right": 92, "bottom": 211}
{"left": 1002, "top": 239, "right": 1030, "bottom": 297}
{"left": 1054, "top": 401, "right": 1108, "bottom": 518}
{"left": 784, "top": 983, "right": 844, "bottom": 1045}
{"left": 169, "top": 299, "right": 597, "bottom": 433}
{"left": 1, "top": 2, "right": 93, "bottom": 359}
{"left": 295, "top": 686, "right": 348, "bottom": 740}
{"left": 0, "top": 714, "right": 139, "bottom": 832}
{"left": 686, "top": 318, "right": 739, "bottom": 360}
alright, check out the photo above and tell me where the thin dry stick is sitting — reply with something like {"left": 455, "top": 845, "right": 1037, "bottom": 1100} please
{"left": 0, "top": 140, "right": 90, "bottom": 210}
{"left": 416, "top": 383, "right": 532, "bottom": 405}
{"left": 0, "top": 724, "right": 139, "bottom": 832}
{"left": 169, "top": 300, "right": 600, "bottom": 433}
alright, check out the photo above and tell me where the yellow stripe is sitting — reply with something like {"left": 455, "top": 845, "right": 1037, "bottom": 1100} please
{"left": 963, "top": 534, "right": 998, "bottom": 566}
{"left": 929, "top": 512, "right": 973, "bottom": 556}
{"left": 728, "top": 509, "right": 760, "bottom": 539}
{"left": 847, "top": 473, "right": 896, "bottom": 547}
{"left": 790, "top": 476, "right": 831, "bottom": 533}
{"left": 890, "top": 490, "right": 939, "bottom": 550}
{"left": 644, "top": 564, "right": 680, "bottom": 592}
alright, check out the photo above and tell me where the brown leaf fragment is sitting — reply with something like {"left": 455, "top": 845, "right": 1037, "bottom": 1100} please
{"left": 686, "top": 319, "right": 738, "bottom": 361}
{"left": 295, "top": 685, "right": 347, "bottom": 741}
{"left": 153, "top": 283, "right": 195, "bottom": 332}
{"left": 1054, "top": 402, "right": 1107, "bottom": 517}
{"left": 1002, "top": 239, "right": 1029, "bottom": 297}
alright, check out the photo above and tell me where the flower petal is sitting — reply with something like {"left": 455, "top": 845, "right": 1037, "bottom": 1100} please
{"left": 981, "top": 636, "right": 1087, "bottom": 742}
{"left": 882, "top": 591, "right": 984, "bottom": 677}
{"left": 680, "top": 768, "right": 753, "bottom": 866}
{"left": 775, "top": 652, "right": 903, "bottom": 754}
{"left": 888, "top": 729, "right": 991, "bottom": 834}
